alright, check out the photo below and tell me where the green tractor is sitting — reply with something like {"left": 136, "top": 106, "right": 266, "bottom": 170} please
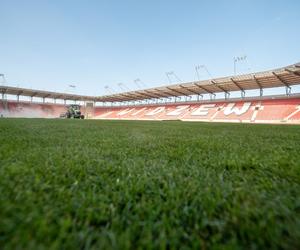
{"left": 60, "top": 104, "right": 84, "bottom": 119}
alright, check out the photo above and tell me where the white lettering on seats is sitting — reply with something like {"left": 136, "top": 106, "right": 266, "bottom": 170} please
{"left": 145, "top": 107, "right": 165, "bottom": 116}
{"left": 191, "top": 104, "right": 216, "bottom": 116}
{"left": 223, "top": 102, "right": 251, "bottom": 116}
{"left": 117, "top": 108, "right": 135, "bottom": 116}
{"left": 251, "top": 102, "right": 263, "bottom": 122}
{"left": 211, "top": 105, "right": 225, "bottom": 120}
{"left": 166, "top": 105, "right": 190, "bottom": 116}
{"left": 97, "top": 111, "right": 114, "bottom": 118}
{"left": 131, "top": 108, "right": 147, "bottom": 116}
{"left": 284, "top": 105, "right": 300, "bottom": 120}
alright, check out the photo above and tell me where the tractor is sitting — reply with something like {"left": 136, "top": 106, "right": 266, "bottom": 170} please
{"left": 60, "top": 104, "right": 84, "bottom": 119}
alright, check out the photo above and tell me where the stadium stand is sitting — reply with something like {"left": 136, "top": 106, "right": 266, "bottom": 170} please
{"left": 0, "top": 96, "right": 300, "bottom": 123}
{"left": 0, "top": 101, "right": 67, "bottom": 118}
{"left": 93, "top": 96, "right": 300, "bottom": 124}
{"left": 1, "top": 62, "right": 300, "bottom": 123}
{"left": 1, "top": 96, "right": 300, "bottom": 124}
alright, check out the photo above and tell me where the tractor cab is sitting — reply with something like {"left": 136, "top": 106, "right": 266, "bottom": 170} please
{"left": 62, "top": 104, "right": 84, "bottom": 119}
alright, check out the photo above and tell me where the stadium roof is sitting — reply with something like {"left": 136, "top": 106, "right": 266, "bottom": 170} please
{"left": 1, "top": 62, "right": 300, "bottom": 102}
{"left": 96, "top": 62, "right": 300, "bottom": 102}
{"left": 0, "top": 86, "right": 97, "bottom": 101}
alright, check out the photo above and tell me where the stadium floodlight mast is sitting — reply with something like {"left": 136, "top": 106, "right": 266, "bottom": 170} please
{"left": 118, "top": 82, "right": 130, "bottom": 92}
{"left": 67, "top": 84, "right": 76, "bottom": 91}
{"left": 165, "top": 71, "right": 173, "bottom": 84}
{"left": 233, "top": 55, "right": 247, "bottom": 75}
{"left": 195, "top": 65, "right": 213, "bottom": 79}
{"left": 104, "top": 85, "right": 115, "bottom": 95}
{"left": 165, "top": 71, "right": 182, "bottom": 83}
{"left": 62, "top": 84, "right": 77, "bottom": 104}
{"left": 0, "top": 74, "right": 6, "bottom": 100}
{"left": 195, "top": 65, "right": 215, "bottom": 100}
{"left": 134, "top": 78, "right": 147, "bottom": 89}
{"left": 165, "top": 71, "right": 186, "bottom": 102}
{"left": 134, "top": 79, "right": 142, "bottom": 89}
{"left": 0, "top": 73, "right": 6, "bottom": 85}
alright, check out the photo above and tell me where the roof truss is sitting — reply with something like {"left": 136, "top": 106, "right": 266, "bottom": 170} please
{"left": 193, "top": 83, "right": 214, "bottom": 94}
{"left": 211, "top": 80, "right": 229, "bottom": 93}
{"left": 272, "top": 72, "right": 290, "bottom": 87}
{"left": 230, "top": 78, "right": 244, "bottom": 91}
{"left": 179, "top": 85, "right": 200, "bottom": 95}
{"left": 166, "top": 87, "right": 190, "bottom": 96}
{"left": 253, "top": 75, "right": 263, "bottom": 89}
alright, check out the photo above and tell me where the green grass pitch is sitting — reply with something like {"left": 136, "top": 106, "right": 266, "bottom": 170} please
{"left": 0, "top": 119, "right": 299, "bottom": 249}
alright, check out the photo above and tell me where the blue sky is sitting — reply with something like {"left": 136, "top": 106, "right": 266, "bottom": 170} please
{"left": 1, "top": 0, "right": 300, "bottom": 96}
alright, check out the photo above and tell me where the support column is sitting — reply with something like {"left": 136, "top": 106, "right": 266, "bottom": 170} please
{"left": 225, "top": 92, "right": 230, "bottom": 100}
{"left": 241, "top": 90, "right": 245, "bottom": 98}
{"left": 185, "top": 96, "right": 192, "bottom": 102}
{"left": 197, "top": 94, "right": 203, "bottom": 101}
{"left": 17, "top": 95, "right": 20, "bottom": 102}
{"left": 210, "top": 93, "right": 216, "bottom": 101}
{"left": 286, "top": 86, "right": 291, "bottom": 96}
{"left": 260, "top": 88, "right": 263, "bottom": 97}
